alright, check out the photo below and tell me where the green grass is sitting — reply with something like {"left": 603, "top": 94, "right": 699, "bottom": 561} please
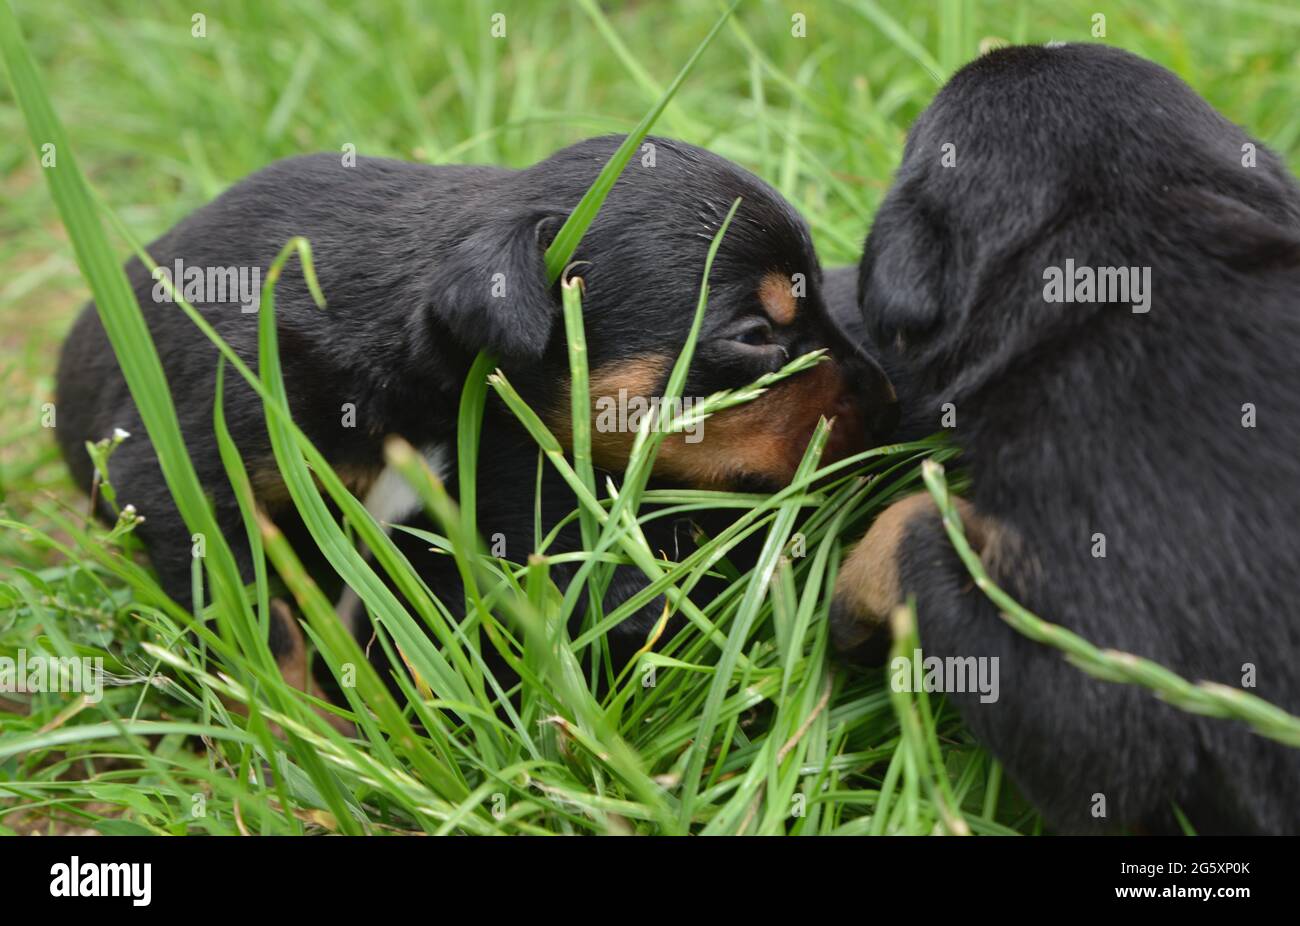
{"left": 1, "top": 0, "right": 1298, "bottom": 835}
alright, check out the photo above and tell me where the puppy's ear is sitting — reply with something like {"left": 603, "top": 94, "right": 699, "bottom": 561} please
{"left": 428, "top": 209, "right": 567, "bottom": 361}
{"left": 858, "top": 201, "right": 946, "bottom": 347}
{"left": 1175, "top": 189, "right": 1300, "bottom": 273}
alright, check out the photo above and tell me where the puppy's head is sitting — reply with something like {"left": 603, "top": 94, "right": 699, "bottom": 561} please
{"left": 857, "top": 43, "right": 1300, "bottom": 409}
{"left": 439, "top": 134, "right": 899, "bottom": 489}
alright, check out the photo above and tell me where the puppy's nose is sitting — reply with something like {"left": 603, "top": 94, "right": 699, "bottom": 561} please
{"left": 841, "top": 358, "right": 899, "bottom": 447}
{"left": 865, "top": 394, "right": 900, "bottom": 445}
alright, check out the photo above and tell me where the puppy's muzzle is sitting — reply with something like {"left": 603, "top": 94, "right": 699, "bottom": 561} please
{"left": 828, "top": 355, "right": 899, "bottom": 458}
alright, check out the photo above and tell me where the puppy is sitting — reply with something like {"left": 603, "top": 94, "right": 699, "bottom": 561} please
{"left": 830, "top": 45, "right": 1300, "bottom": 833}
{"left": 56, "top": 135, "right": 898, "bottom": 683}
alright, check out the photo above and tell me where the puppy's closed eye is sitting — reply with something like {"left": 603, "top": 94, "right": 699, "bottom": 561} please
{"left": 731, "top": 318, "right": 776, "bottom": 347}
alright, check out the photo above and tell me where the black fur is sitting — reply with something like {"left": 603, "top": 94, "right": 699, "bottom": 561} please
{"left": 825, "top": 264, "right": 931, "bottom": 440}
{"left": 834, "top": 45, "right": 1300, "bottom": 833}
{"left": 56, "top": 134, "right": 897, "bottom": 674}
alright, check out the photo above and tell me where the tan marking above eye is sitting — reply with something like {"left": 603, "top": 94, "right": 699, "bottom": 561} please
{"left": 758, "top": 271, "right": 798, "bottom": 326}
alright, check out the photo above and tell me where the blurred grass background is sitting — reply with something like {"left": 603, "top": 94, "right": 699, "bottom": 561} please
{"left": 1, "top": 0, "right": 1297, "bottom": 834}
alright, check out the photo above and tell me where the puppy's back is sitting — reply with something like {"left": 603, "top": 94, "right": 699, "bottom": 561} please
{"left": 54, "top": 153, "right": 511, "bottom": 486}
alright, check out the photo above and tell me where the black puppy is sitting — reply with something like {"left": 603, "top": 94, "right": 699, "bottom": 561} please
{"left": 830, "top": 45, "right": 1300, "bottom": 834}
{"left": 56, "top": 134, "right": 897, "bottom": 684}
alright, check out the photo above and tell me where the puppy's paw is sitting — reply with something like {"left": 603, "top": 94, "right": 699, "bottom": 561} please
{"left": 831, "top": 493, "right": 989, "bottom": 664}
{"left": 266, "top": 598, "right": 355, "bottom": 736}
{"left": 830, "top": 494, "right": 940, "bottom": 663}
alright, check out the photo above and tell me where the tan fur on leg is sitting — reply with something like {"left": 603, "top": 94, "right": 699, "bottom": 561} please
{"left": 270, "top": 599, "right": 355, "bottom": 736}
{"left": 831, "top": 493, "right": 991, "bottom": 652}
{"left": 222, "top": 599, "right": 355, "bottom": 736}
